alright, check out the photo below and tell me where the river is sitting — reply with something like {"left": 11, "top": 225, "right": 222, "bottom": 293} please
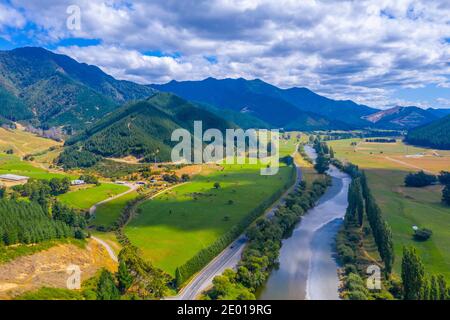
{"left": 259, "top": 145, "right": 351, "bottom": 300}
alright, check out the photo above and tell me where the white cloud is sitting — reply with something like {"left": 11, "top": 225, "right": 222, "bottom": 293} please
{"left": 5, "top": 0, "right": 450, "bottom": 108}
{"left": 0, "top": 3, "right": 26, "bottom": 34}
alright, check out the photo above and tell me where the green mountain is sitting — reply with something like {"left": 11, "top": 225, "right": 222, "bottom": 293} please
{"left": 406, "top": 115, "right": 450, "bottom": 150}
{"left": 362, "top": 106, "right": 438, "bottom": 129}
{"left": 151, "top": 77, "right": 376, "bottom": 129}
{"left": 0, "top": 47, "right": 154, "bottom": 129}
{"left": 62, "top": 92, "right": 235, "bottom": 167}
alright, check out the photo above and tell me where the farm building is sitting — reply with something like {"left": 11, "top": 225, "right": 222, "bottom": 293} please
{"left": 0, "top": 174, "right": 30, "bottom": 184}
{"left": 71, "top": 180, "right": 85, "bottom": 186}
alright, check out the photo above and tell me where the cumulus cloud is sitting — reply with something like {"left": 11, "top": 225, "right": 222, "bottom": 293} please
{"left": 5, "top": 0, "right": 450, "bottom": 108}
{"left": 0, "top": 2, "right": 26, "bottom": 38}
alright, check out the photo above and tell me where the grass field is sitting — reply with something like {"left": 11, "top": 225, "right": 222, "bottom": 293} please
{"left": 58, "top": 183, "right": 130, "bottom": 210}
{"left": 124, "top": 134, "right": 299, "bottom": 276}
{"left": 328, "top": 138, "right": 450, "bottom": 279}
{"left": 0, "top": 127, "right": 61, "bottom": 157}
{"left": 92, "top": 190, "right": 139, "bottom": 228}
{"left": 0, "top": 154, "right": 70, "bottom": 180}
{"left": 279, "top": 132, "right": 301, "bottom": 157}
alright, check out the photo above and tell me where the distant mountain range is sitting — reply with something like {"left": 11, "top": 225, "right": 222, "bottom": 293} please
{"left": 1, "top": 46, "right": 450, "bottom": 164}
{"left": 362, "top": 106, "right": 440, "bottom": 129}
{"left": 0, "top": 47, "right": 154, "bottom": 129}
{"left": 151, "top": 78, "right": 377, "bottom": 130}
{"left": 406, "top": 115, "right": 450, "bottom": 150}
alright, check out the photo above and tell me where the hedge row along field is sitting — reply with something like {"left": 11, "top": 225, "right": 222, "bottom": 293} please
{"left": 125, "top": 160, "right": 296, "bottom": 278}
{"left": 204, "top": 176, "right": 331, "bottom": 299}
{"left": 175, "top": 168, "right": 295, "bottom": 286}
{"left": 328, "top": 137, "right": 450, "bottom": 280}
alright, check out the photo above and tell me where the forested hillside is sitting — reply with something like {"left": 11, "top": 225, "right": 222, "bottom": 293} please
{"left": 60, "top": 92, "right": 235, "bottom": 168}
{"left": 151, "top": 77, "right": 376, "bottom": 129}
{"left": 406, "top": 115, "right": 450, "bottom": 149}
{"left": 363, "top": 106, "right": 438, "bottom": 129}
{"left": 152, "top": 78, "right": 352, "bottom": 129}
{"left": 0, "top": 199, "right": 73, "bottom": 245}
{"left": 0, "top": 47, "right": 154, "bottom": 129}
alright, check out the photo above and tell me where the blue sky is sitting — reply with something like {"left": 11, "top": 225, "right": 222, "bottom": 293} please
{"left": 1, "top": 0, "right": 449, "bottom": 109}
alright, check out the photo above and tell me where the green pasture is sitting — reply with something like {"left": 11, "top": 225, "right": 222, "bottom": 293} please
{"left": 57, "top": 183, "right": 129, "bottom": 210}
{"left": 92, "top": 190, "right": 139, "bottom": 228}
{"left": 329, "top": 138, "right": 450, "bottom": 280}
{"left": 125, "top": 161, "right": 295, "bottom": 276}
{"left": 0, "top": 154, "right": 71, "bottom": 180}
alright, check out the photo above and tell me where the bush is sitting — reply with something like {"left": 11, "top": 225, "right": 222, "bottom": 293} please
{"left": 413, "top": 228, "right": 433, "bottom": 241}
{"left": 348, "top": 290, "right": 369, "bottom": 300}
{"left": 442, "top": 185, "right": 450, "bottom": 206}
{"left": 405, "top": 171, "right": 437, "bottom": 187}
{"left": 338, "top": 244, "right": 355, "bottom": 264}
{"left": 438, "top": 171, "right": 450, "bottom": 185}
{"left": 345, "top": 264, "right": 358, "bottom": 274}
{"left": 162, "top": 174, "right": 179, "bottom": 183}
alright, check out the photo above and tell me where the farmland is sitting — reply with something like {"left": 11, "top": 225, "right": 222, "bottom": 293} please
{"left": 92, "top": 190, "right": 139, "bottom": 228}
{"left": 57, "top": 183, "right": 130, "bottom": 210}
{"left": 328, "top": 138, "right": 450, "bottom": 279}
{"left": 0, "top": 127, "right": 61, "bottom": 157}
{"left": 124, "top": 136, "right": 298, "bottom": 276}
{"left": 0, "top": 154, "right": 70, "bottom": 180}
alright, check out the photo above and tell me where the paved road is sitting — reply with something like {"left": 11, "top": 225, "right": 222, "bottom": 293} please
{"left": 170, "top": 147, "right": 303, "bottom": 300}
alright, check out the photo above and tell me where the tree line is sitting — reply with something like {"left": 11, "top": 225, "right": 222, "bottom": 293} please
{"left": 404, "top": 171, "right": 450, "bottom": 206}
{"left": 0, "top": 199, "right": 74, "bottom": 246}
{"left": 312, "top": 136, "right": 333, "bottom": 174}
{"left": 56, "top": 147, "right": 102, "bottom": 169}
{"left": 1, "top": 177, "right": 89, "bottom": 246}
{"left": 174, "top": 164, "right": 297, "bottom": 287}
{"left": 93, "top": 245, "right": 169, "bottom": 300}
{"left": 204, "top": 177, "right": 331, "bottom": 300}
{"left": 334, "top": 159, "right": 396, "bottom": 300}
{"left": 365, "top": 138, "right": 396, "bottom": 143}
{"left": 402, "top": 246, "right": 449, "bottom": 300}
{"left": 406, "top": 115, "right": 450, "bottom": 150}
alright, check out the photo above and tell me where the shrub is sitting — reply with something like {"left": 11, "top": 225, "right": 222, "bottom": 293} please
{"left": 405, "top": 171, "right": 437, "bottom": 187}
{"left": 348, "top": 290, "right": 369, "bottom": 300}
{"left": 413, "top": 228, "right": 433, "bottom": 241}
{"left": 438, "top": 171, "right": 450, "bottom": 185}
{"left": 442, "top": 185, "right": 450, "bottom": 206}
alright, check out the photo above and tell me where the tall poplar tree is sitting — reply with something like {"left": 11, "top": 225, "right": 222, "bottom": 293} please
{"left": 402, "top": 246, "right": 425, "bottom": 300}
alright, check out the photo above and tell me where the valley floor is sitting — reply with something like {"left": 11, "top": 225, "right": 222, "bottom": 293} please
{"left": 328, "top": 138, "right": 450, "bottom": 279}
{"left": 125, "top": 161, "right": 294, "bottom": 276}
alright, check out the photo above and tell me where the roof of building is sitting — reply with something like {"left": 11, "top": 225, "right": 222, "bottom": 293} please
{"left": 0, "top": 174, "right": 30, "bottom": 181}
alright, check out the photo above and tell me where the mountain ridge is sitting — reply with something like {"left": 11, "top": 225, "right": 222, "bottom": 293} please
{"left": 151, "top": 77, "right": 378, "bottom": 129}
{"left": 362, "top": 106, "right": 438, "bottom": 129}
{"left": 60, "top": 92, "right": 235, "bottom": 167}
{"left": 406, "top": 115, "right": 450, "bottom": 149}
{"left": 0, "top": 47, "right": 154, "bottom": 129}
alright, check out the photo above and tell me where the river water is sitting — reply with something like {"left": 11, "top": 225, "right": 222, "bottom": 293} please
{"left": 259, "top": 146, "right": 351, "bottom": 300}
